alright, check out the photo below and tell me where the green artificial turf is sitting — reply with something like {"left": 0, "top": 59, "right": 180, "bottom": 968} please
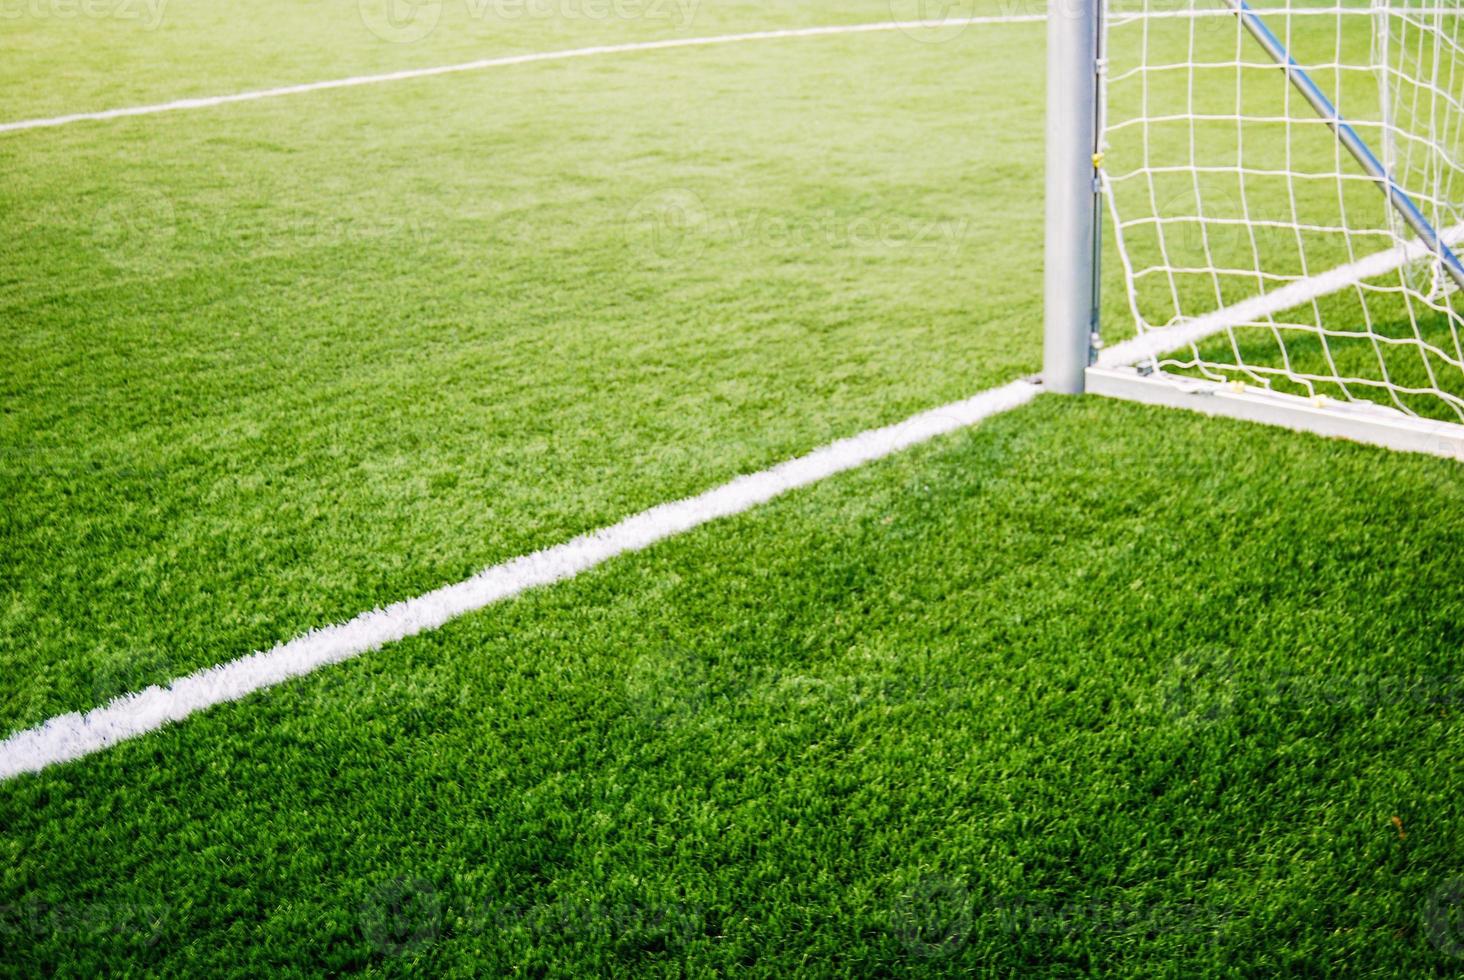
{"left": 2, "top": 396, "right": 1462, "bottom": 975}
{"left": 1, "top": 20, "right": 1052, "bottom": 734}
{"left": 5, "top": 3, "right": 1464, "bottom": 975}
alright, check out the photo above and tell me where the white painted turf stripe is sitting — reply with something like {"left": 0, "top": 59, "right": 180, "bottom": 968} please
{"left": 0, "top": 380, "right": 1041, "bottom": 780}
{"left": 1098, "top": 222, "right": 1464, "bottom": 369}
{"left": 0, "top": 16, "right": 1045, "bottom": 136}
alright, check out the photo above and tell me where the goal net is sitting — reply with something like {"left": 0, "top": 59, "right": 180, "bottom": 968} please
{"left": 1096, "top": 0, "right": 1464, "bottom": 437}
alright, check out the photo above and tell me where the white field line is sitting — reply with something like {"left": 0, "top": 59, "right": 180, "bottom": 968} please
{"left": 0, "top": 16, "right": 1045, "bottom": 136}
{"left": 0, "top": 379, "right": 1041, "bottom": 780}
{"left": 1099, "top": 222, "right": 1464, "bottom": 369}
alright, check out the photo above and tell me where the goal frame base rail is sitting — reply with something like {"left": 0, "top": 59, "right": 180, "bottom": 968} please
{"left": 1087, "top": 366, "right": 1464, "bottom": 461}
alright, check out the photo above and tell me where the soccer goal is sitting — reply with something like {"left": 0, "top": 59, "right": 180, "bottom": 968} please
{"left": 1044, "top": 0, "right": 1464, "bottom": 460}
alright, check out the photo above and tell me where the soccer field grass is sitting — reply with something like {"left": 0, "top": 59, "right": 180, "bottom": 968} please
{"left": 2, "top": 11, "right": 1050, "bottom": 735}
{"left": 4, "top": 1, "right": 1464, "bottom": 974}
{"left": 5, "top": 399, "right": 1464, "bottom": 974}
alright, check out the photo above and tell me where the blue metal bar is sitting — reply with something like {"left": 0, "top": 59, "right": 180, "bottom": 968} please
{"left": 1229, "top": 0, "right": 1464, "bottom": 290}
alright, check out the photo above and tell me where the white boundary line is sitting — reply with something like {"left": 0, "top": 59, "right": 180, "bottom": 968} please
{"left": 0, "top": 379, "right": 1041, "bottom": 780}
{"left": 1097, "top": 222, "right": 1464, "bottom": 369}
{"left": 0, "top": 16, "right": 1045, "bottom": 136}
{"left": 1087, "top": 367, "right": 1464, "bottom": 458}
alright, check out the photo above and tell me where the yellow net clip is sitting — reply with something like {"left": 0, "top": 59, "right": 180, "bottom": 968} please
{"left": 1091, "top": 151, "right": 1105, "bottom": 169}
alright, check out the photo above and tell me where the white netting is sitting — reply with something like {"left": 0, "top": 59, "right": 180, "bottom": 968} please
{"left": 1101, "top": 0, "right": 1464, "bottom": 423}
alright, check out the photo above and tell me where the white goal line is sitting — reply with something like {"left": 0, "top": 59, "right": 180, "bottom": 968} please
{"left": 0, "top": 16, "right": 1044, "bottom": 136}
{"left": 1098, "top": 222, "right": 1464, "bottom": 370}
{"left": 0, "top": 380, "right": 1041, "bottom": 780}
